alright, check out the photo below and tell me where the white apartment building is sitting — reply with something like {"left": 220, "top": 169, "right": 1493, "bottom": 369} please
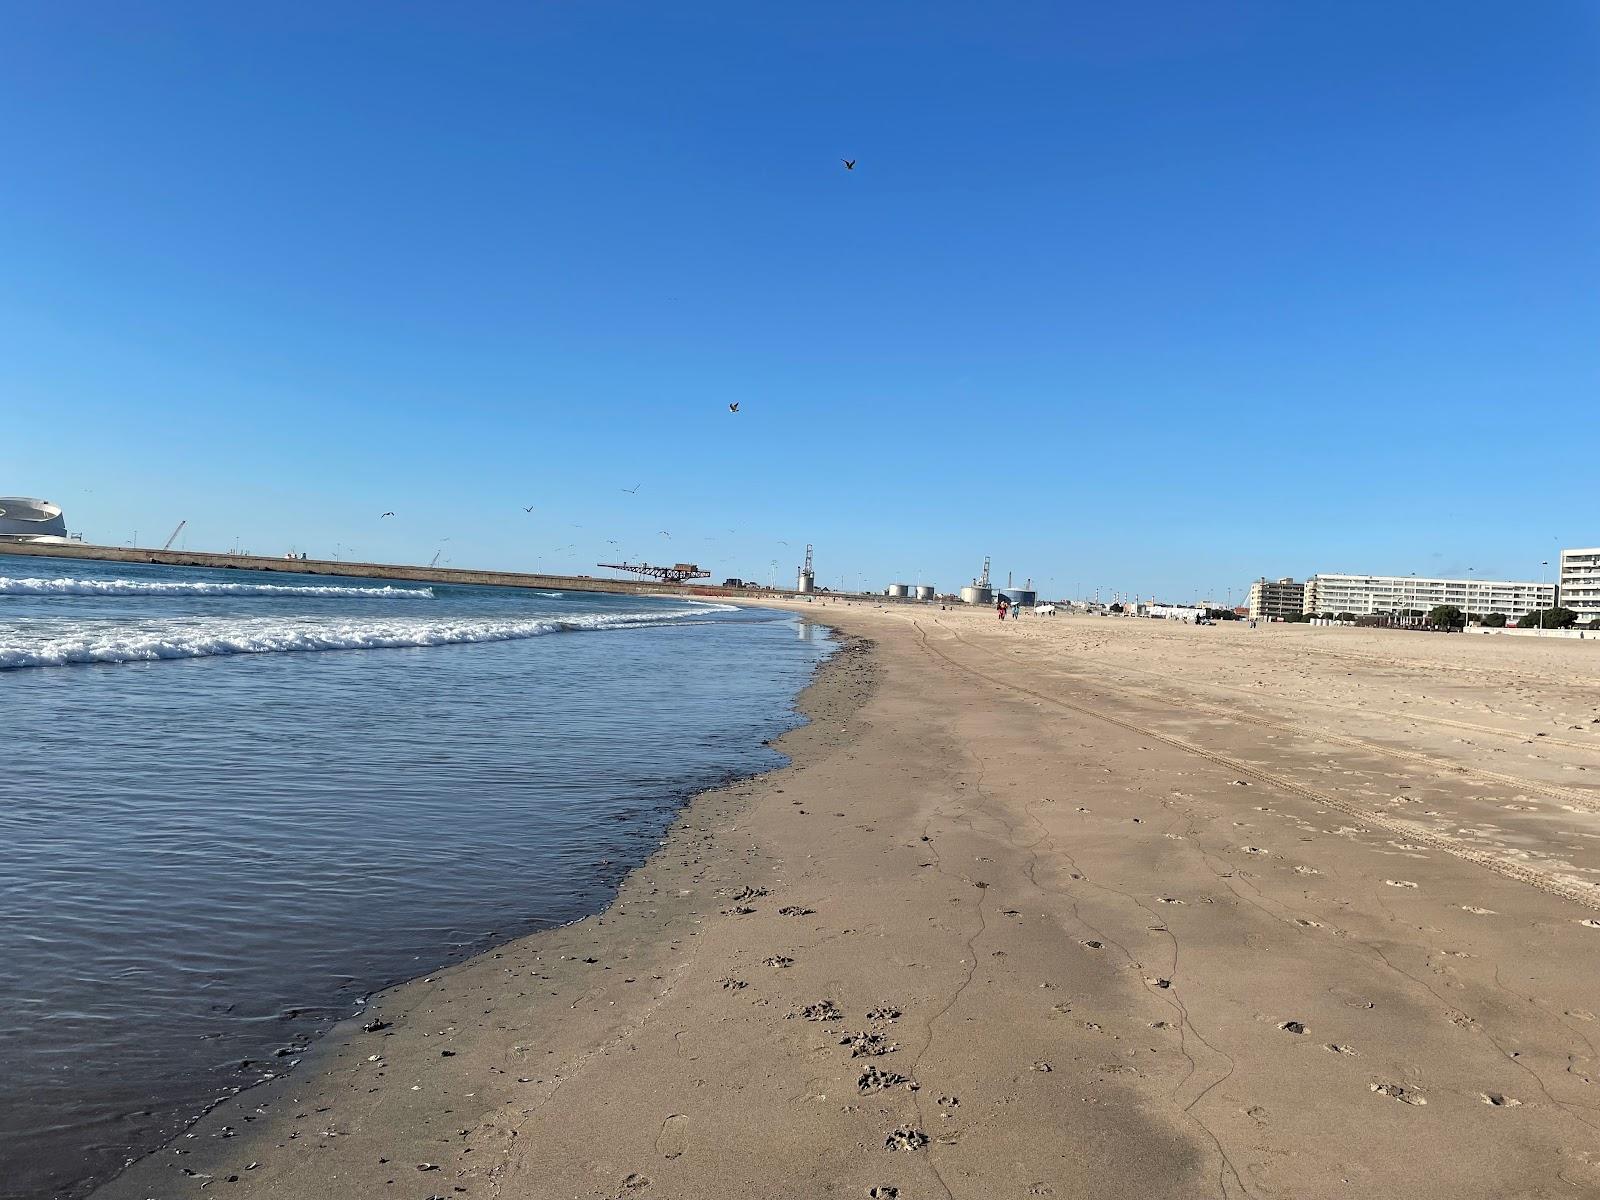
{"left": 1559, "top": 547, "right": 1600, "bottom": 626}
{"left": 1302, "top": 573, "right": 1554, "bottom": 622}
{"left": 1247, "top": 577, "right": 1305, "bottom": 620}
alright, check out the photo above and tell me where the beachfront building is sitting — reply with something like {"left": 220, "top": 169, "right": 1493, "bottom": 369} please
{"left": 1247, "top": 577, "right": 1304, "bottom": 621}
{"left": 0, "top": 496, "right": 68, "bottom": 543}
{"left": 1559, "top": 547, "right": 1600, "bottom": 626}
{"left": 1302, "top": 573, "right": 1554, "bottom": 622}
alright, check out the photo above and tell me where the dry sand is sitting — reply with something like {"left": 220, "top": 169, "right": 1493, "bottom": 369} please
{"left": 93, "top": 606, "right": 1600, "bottom": 1200}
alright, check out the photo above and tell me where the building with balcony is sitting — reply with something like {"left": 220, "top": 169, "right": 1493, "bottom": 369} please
{"left": 1247, "top": 577, "right": 1305, "bottom": 620}
{"left": 1559, "top": 547, "right": 1600, "bottom": 626}
{"left": 1302, "top": 573, "right": 1554, "bottom": 623}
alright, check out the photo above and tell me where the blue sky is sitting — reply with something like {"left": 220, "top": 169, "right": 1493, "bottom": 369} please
{"left": 3, "top": 2, "right": 1595, "bottom": 601}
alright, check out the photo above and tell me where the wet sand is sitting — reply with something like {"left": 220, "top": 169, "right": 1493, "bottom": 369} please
{"left": 93, "top": 606, "right": 1600, "bottom": 1199}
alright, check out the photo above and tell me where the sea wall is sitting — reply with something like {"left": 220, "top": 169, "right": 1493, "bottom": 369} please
{"left": 0, "top": 541, "right": 735, "bottom": 599}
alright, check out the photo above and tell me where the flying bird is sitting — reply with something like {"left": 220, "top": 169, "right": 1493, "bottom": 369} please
{"left": 659, "top": 530, "right": 671, "bottom": 537}
{"left": 380, "top": 512, "right": 395, "bottom": 518}
{"left": 621, "top": 484, "right": 641, "bottom": 494}
{"left": 522, "top": 505, "right": 535, "bottom": 513}
{"left": 728, "top": 403, "right": 739, "bottom": 413}
{"left": 842, "top": 158, "right": 856, "bottom": 170}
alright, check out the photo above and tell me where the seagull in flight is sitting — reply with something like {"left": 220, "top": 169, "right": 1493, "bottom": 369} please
{"left": 659, "top": 530, "right": 671, "bottom": 538}
{"left": 728, "top": 403, "right": 739, "bottom": 413}
{"left": 380, "top": 512, "right": 395, "bottom": 519}
{"left": 841, "top": 158, "right": 856, "bottom": 170}
{"left": 522, "top": 505, "right": 535, "bottom": 513}
{"left": 621, "top": 484, "right": 641, "bottom": 494}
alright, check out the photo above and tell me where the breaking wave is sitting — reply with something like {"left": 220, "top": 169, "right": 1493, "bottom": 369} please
{"left": 0, "top": 576, "right": 435, "bottom": 600}
{"left": 0, "top": 606, "right": 732, "bottom": 670}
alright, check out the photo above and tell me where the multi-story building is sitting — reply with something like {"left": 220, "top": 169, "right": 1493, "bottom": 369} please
{"left": 1559, "top": 547, "right": 1600, "bottom": 626}
{"left": 1302, "top": 573, "right": 1554, "bottom": 622}
{"left": 1247, "top": 577, "right": 1305, "bottom": 620}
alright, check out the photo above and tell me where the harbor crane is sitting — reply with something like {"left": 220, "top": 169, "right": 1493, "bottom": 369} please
{"left": 597, "top": 561, "right": 711, "bottom": 584}
{"left": 161, "top": 520, "right": 187, "bottom": 551}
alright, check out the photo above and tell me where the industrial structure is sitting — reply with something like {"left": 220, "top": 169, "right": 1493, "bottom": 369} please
{"left": 1000, "top": 576, "right": 1037, "bottom": 609}
{"left": 795, "top": 544, "right": 815, "bottom": 594}
{"left": 1559, "top": 547, "right": 1600, "bottom": 626}
{"left": 960, "top": 556, "right": 993, "bottom": 606}
{"left": 0, "top": 497, "right": 68, "bottom": 543}
{"left": 887, "top": 583, "right": 911, "bottom": 598}
{"left": 596, "top": 561, "right": 710, "bottom": 584}
{"left": 1248, "top": 577, "right": 1305, "bottom": 621}
{"left": 1301, "top": 573, "right": 1554, "bottom": 622}
{"left": 914, "top": 584, "right": 936, "bottom": 601}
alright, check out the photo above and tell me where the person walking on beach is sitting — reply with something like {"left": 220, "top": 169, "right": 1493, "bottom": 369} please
{"left": 997, "top": 597, "right": 1008, "bottom": 622}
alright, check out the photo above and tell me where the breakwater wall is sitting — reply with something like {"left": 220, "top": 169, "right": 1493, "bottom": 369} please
{"left": 0, "top": 541, "right": 740, "bottom": 599}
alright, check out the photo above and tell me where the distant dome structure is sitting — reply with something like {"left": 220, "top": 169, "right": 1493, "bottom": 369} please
{"left": 0, "top": 497, "right": 68, "bottom": 543}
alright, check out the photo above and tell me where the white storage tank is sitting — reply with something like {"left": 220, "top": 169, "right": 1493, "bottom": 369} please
{"left": 887, "top": 583, "right": 911, "bottom": 598}
{"left": 914, "top": 584, "right": 936, "bottom": 601}
{"left": 960, "top": 585, "right": 994, "bottom": 605}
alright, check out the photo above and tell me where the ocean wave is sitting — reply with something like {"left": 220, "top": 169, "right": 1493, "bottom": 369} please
{"left": 0, "top": 606, "right": 729, "bottom": 670}
{"left": 0, "top": 576, "right": 435, "bottom": 599}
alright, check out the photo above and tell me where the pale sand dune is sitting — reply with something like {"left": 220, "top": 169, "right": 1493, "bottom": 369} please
{"left": 94, "top": 607, "right": 1600, "bottom": 1199}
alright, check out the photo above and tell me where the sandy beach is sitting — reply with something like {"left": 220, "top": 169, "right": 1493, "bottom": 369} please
{"left": 93, "top": 605, "right": 1600, "bottom": 1200}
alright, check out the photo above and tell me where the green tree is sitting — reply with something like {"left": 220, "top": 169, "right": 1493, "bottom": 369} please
{"left": 1429, "top": 604, "right": 1464, "bottom": 628}
{"left": 1519, "top": 607, "right": 1579, "bottom": 629}
{"left": 1337, "top": 612, "right": 1357, "bottom": 623}
{"left": 1483, "top": 612, "right": 1507, "bottom": 628}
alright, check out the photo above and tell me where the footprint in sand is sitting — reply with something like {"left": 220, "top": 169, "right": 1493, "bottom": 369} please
{"left": 1580, "top": 919, "right": 1600, "bottom": 930}
{"left": 1479, "top": 1092, "right": 1522, "bottom": 1107}
{"left": 866, "top": 1006, "right": 902, "bottom": 1023}
{"left": 840, "top": 1031, "right": 899, "bottom": 1057}
{"left": 779, "top": 905, "right": 816, "bottom": 917}
{"left": 1241, "top": 846, "right": 1269, "bottom": 855}
{"left": 1462, "top": 906, "right": 1496, "bottom": 915}
{"left": 1385, "top": 880, "right": 1419, "bottom": 889}
{"left": 763, "top": 956, "right": 794, "bottom": 968}
{"left": 1279, "top": 1021, "right": 1307, "bottom": 1034}
{"left": 1324, "top": 1044, "right": 1357, "bottom": 1056}
{"left": 656, "top": 1114, "right": 689, "bottom": 1158}
{"left": 868, "top": 1188, "right": 899, "bottom": 1199}
{"left": 883, "top": 1127, "right": 928, "bottom": 1151}
{"left": 621, "top": 1172, "right": 650, "bottom": 1191}
{"left": 858, "top": 1065, "right": 913, "bottom": 1093}
{"left": 792, "top": 1000, "right": 842, "bottom": 1021}
{"left": 717, "top": 977, "right": 747, "bottom": 991}
{"left": 1081, "top": 940, "right": 1103, "bottom": 949}
{"left": 1371, "top": 1082, "right": 1426, "bottom": 1105}
{"left": 1294, "top": 866, "right": 1321, "bottom": 875}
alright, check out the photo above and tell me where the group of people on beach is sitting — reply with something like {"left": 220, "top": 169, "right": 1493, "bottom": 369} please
{"left": 997, "top": 596, "right": 1019, "bottom": 621}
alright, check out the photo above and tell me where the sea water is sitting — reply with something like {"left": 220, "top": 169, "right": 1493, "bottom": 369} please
{"left": 0, "top": 557, "right": 832, "bottom": 1199}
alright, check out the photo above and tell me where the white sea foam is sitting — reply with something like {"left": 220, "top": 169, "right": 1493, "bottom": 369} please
{"left": 0, "top": 606, "right": 730, "bottom": 670}
{"left": 0, "top": 576, "right": 435, "bottom": 599}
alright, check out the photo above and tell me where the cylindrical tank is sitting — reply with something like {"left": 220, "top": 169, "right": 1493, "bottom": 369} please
{"left": 914, "top": 585, "right": 936, "bottom": 601}
{"left": 1000, "top": 588, "right": 1037, "bottom": 608}
{"left": 887, "top": 583, "right": 911, "bottom": 598}
{"left": 960, "top": 585, "right": 993, "bottom": 605}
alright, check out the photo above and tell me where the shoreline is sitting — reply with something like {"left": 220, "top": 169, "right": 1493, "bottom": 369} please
{"left": 87, "top": 617, "right": 871, "bottom": 1200}
{"left": 91, "top": 604, "right": 1600, "bottom": 1199}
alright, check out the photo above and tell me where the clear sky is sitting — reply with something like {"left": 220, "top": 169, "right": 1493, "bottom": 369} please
{"left": 3, "top": 2, "right": 1596, "bottom": 601}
